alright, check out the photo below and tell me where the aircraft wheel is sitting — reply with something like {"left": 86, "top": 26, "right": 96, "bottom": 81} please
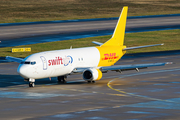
{"left": 62, "top": 80, "right": 66, "bottom": 83}
{"left": 92, "top": 81, "right": 96, "bottom": 83}
{"left": 29, "top": 82, "right": 35, "bottom": 87}
{"left": 58, "top": 76, "right": 62, "bottom": 83}
{"left": 62, "top": 76, "right": 67, "bottom": 83}
{"left": 63, "top": 76, "right": 67, "bottom": 81}
{"left": 58, "top": 76, "right": 67, "bottom": 83}
{"left": 87, "top": 81, "right": 91, "bottom": 83}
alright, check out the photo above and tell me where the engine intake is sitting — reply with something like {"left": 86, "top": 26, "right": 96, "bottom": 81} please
{"left": 83, "top": 68, "right": 102, "bottom": 81}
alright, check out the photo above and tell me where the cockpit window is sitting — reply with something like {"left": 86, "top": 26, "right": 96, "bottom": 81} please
{"left": 21, "top": 61, "right": 30, "bottom": 64}
{"left": 31, "top": 61, "right": 36, "bottom": 65}
{"left": 21, "top": 61, "right": 36, "bottom": 65}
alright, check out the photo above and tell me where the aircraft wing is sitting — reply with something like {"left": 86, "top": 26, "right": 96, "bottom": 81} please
{"left": 72, "top": 62, "right": 172, "bottom": 74}
{"left": 6, "top": 56, "right": 23, "bottom": 63}
{"left": 101, "top": 62, "right": 172, "bottom": 72}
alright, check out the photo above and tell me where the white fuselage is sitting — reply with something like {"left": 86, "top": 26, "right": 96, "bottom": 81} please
{"left": 17, "top": 47, "right": 100, "bottom": 79}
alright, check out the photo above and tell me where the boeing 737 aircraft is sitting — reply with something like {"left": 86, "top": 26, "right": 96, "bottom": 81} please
{"left": 6, "top": 7, "right": 171, "bottom": 87}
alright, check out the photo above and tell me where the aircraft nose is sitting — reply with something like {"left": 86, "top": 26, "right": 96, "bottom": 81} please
{"left": 17, "top": 65, "right": 28, "bottom": 78}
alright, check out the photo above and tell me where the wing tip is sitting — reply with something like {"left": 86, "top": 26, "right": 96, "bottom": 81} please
{"left": 5, "top": 56, "right": 10, "bottom": 59}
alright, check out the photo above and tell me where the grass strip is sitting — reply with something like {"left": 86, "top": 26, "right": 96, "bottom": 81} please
{"left": 0, "top": 29, "right": 179, "bottom": 58}
{"left": 0, "top": 0, "right": 180, "bottom": 23}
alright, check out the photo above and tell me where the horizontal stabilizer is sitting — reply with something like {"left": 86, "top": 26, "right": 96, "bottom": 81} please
{"left": 6, "top": 56, "right": 23, "bottom": 63}
{"left": 123, "top": 43, "right": 164, "bottom": 51}
{"left": 92, "top": 41, "right": 103, "bottom": 46}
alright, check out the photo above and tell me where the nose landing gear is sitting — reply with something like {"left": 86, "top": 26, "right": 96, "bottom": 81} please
{"left": 25, "top": 78, "right": 35, "bottom": 87}
{"left": 29, "top": 82, "right": 35, "bottom": 87}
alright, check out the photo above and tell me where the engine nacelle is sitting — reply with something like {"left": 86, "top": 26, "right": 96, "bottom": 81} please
{"left": 83, "top": 68, "right": 102, "bottom": 81}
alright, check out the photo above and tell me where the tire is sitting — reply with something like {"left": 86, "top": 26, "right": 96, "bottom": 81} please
{"left": 63, "top": 76, "right": 67, "bottom": 81}
{"left": 31, "top": 82, "right": 35, "bottom": 87}
{"left": 58, "top": 76, "right": 63, "bottom": 82}
{"left": 29, "top": 83, "right": 32, "bottom": 87}
{"left": 29, "top": 82, "right": 35, "bottom": 87}
{"left": 58, "top": 76, "right": 67, "bottom": 83}
{"left": 87, "top": 81, "right": 91, "bottom": 83}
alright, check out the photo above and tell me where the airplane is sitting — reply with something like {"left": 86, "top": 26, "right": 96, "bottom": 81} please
{"left": 6, "top": 6, "right": 172, "bottom": 87}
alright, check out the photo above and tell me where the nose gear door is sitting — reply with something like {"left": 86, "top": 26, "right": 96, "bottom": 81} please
{"left": 40, "top": 56, "right": 47, "bottom": 70}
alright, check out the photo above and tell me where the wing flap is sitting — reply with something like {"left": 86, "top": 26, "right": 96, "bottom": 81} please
{"left": 6, "top": 56, "right": 23, "bottom": 63}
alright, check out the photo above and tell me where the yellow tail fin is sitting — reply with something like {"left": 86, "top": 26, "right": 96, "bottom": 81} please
{"left": 102, "top": 6, "right": 128, "bottom": 47}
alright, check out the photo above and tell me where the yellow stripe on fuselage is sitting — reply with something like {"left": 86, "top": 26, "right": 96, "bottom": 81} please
{"left": 96, "top": 46, "right": 126, "bottom": 67}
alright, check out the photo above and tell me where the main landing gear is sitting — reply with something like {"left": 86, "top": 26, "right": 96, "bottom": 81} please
{"left": 58, "top": 75, "right": 67, "bottom": 83}
{"left": 87, "top": 81, "right": 96, "bottom": 83}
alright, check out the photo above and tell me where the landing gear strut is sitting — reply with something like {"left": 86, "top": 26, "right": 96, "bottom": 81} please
{"left": 25, "top": 78, "right": 35, "bottom": 87}
{"left": 58, "top": 75, "right": 67, "bottom": 83}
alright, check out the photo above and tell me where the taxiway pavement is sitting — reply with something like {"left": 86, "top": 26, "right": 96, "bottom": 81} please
{"left": 0, "top": 51, "right": 180, "bottom": 120}
{"left": 0, "top": 15, "right": 180, "bottom": 47}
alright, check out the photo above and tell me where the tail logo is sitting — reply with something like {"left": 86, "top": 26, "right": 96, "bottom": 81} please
{"left": 102, "top": 53, "right": 118, "bottom": 61}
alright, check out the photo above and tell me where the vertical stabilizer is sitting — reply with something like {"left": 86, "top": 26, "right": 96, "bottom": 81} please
{"left": 102, "top": 6, "right": 128, "bottom": 46}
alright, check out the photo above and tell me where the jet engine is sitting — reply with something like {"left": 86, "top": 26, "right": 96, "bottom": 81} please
{"left": 83, "top": 68, "right": 102, "bottom": 81}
